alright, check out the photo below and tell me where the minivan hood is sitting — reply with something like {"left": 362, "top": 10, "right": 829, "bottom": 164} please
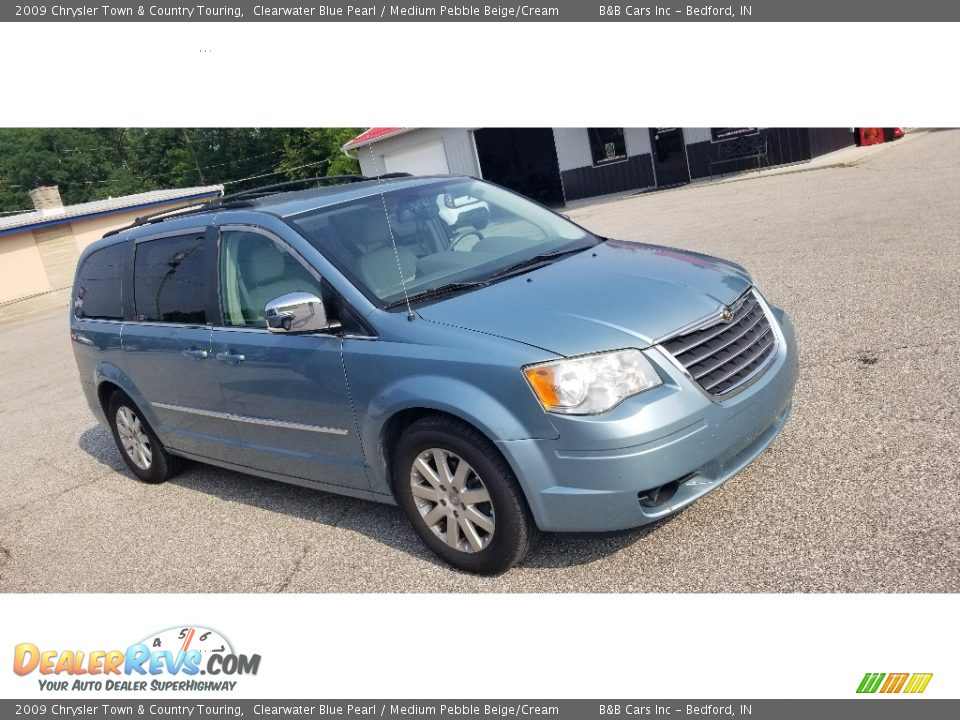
{"left": 416, "top": 239, "right": 753, "bottom": 357}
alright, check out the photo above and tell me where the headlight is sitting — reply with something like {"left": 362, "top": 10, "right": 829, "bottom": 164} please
{"left": 523, "top": 349, "right": 662, "bottom": 415}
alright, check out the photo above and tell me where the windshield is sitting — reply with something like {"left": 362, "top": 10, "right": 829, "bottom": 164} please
{"left": 288, "top": 178, "right": 598, "bottom": 306}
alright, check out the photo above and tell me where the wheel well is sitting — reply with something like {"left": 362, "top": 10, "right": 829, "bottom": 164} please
{"left": 380, "top": 408, "right": 496, "bottom": 497}
{"left": 97, "top": 381, "right": 121, "bottom": 416}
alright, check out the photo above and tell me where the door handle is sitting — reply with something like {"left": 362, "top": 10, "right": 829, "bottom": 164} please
{"left": 182, "top": 347, "right": 209, "bottom": 359}
{"left": 215, "top": 351, "right": 245, "bottom": 365}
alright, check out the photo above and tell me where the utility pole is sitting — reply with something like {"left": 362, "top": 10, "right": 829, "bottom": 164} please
{"left": 182, "top": 129, "right": 206, "bottom": 184}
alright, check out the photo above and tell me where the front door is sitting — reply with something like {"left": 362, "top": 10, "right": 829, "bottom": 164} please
{"left": 207, "top": 227, "right": 369, "bottom": 492}
{"left": 649, "top": 128, "right": 691, "bottom": 187}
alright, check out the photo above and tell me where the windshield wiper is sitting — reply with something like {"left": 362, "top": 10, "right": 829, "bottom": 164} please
{"left": 384, "top": 280, "right": 489, "bottom": 310}
{"left": 485, "top": 245, "right": 591, "bottom": 282}
{"left": 383, "top": 245, "right": 592, "bottom": 310}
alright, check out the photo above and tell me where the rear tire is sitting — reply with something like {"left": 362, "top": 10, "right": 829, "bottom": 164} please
{"left": 107, "top": 390, "right": 183, "bottom": 484}
{"left": 393, "top": 415, "right": 538, "bottom": 574}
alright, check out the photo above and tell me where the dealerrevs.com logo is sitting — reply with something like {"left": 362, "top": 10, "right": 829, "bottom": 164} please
{"left": 13, "top": 626, "right": 261, "bottom": 692}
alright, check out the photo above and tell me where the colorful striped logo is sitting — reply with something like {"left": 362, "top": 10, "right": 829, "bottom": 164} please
{"left": 857, "top": 672, "right": 933, "bottom": 694}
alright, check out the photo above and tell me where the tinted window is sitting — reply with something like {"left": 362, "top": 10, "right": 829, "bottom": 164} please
{"left": 133, "top": 233, "right": 209, "bottom": 324}
{"left": 588, "top": 128, "right": 627, "bottom": 166}
{"left": 74, "top": 244, "right": 124, "bottom": 320}
{"left": 219, "top": 230, "right": 323, "bottom": 328}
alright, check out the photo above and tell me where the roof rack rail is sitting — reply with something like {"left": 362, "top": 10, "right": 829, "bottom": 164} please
{"left": 101, "top": 172, "right": 415, "bottom": 238}
{"left": 221, "top": 174, "right": 368, "bottom": 202}
{"left": 101, "top": 198, "right": 253, "bottom": 237}
{"left": 220, "top": 172, "right": 413, "bottom": 202}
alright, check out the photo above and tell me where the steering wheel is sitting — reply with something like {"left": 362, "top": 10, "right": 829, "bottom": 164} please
{"left": 449, "top": 227, "right": 483, "bottom": 252}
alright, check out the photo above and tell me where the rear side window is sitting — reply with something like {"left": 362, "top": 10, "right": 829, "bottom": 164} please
{"left": 133, "top": 233, "right": 209, "bottom": 324}
{"left": 74, "top": 244, "right": 124, "bottom": 320}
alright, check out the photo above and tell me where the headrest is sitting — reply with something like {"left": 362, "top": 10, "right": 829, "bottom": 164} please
{"left": 358, "top": 245, "right": 418, "bottom": 296}
{"left": 243, "top": 243, "right": 286, "bottom": 285}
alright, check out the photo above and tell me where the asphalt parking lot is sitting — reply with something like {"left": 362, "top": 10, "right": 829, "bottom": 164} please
{"left": 1, "top": 129, "right": 958, "bottom": 593}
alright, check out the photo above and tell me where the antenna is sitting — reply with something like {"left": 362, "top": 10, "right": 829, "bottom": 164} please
{"left": 367, "top": 144, "right": 415, "bottom": 321}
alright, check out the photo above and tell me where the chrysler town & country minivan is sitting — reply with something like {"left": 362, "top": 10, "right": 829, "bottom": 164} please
{"left": 71, "top": 175, "right": 798, "bottom": 573}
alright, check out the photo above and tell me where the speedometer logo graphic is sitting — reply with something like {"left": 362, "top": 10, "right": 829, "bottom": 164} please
{"left": 139, "top": 626, "right": 234, "bottom": 658}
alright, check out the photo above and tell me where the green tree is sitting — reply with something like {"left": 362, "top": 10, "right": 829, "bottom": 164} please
{"left": 0, "top": 128, "right": 119, "bottom": 210}
{"left": 0, "top": 127, "right": 365, "bottom": 214}
{"left": 273, "top": 128, "right": 362, "bottom": 181}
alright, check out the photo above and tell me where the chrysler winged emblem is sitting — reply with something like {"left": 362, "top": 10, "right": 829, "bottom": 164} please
{"left": 721, "top": 306, "right": 734, "bottom": 322}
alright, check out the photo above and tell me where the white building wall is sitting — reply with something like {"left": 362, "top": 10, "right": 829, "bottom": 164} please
{"left": 683, "top": 128, "right": 713, "bottom": 144}
{"left": 552, "top": 128, "right": 592, "bottom": 171}
{"left": 355, "top": 128, "right": 480, "bottom": 177}
{"left": 623, "top": 128, "right": 653, "bottom": 156}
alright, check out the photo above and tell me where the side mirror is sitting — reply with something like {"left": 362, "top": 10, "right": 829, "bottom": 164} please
{"left": 265, "top": 292, "right": 338, "bottom": 334}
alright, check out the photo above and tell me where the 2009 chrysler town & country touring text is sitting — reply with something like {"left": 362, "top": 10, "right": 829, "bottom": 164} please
{"left": 71, "top": 174, "right": 798, "bottom": 574}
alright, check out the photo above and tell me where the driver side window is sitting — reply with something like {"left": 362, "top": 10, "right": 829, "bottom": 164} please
{"left": 219, "top": 230, "right": 323, "bottom": 328}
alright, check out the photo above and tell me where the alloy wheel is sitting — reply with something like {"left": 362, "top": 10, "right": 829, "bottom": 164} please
{"left": 410, "top": 448, "right": 495, "bottom": 553}
{"left": 116, "top": 406, "right": 153, "bottom": 470}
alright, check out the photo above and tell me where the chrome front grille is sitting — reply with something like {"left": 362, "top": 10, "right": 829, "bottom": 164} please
{"left": 660, "top": 290, "right": 777, "bottom": 397}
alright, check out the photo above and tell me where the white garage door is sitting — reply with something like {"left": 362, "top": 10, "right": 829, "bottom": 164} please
{"left": 383, "top": 140, "right": 449, "bottom": 175}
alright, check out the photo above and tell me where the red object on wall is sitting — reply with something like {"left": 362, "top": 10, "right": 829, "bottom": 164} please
{"left": 857, "top": 128, "right": 885, "bottom": 146}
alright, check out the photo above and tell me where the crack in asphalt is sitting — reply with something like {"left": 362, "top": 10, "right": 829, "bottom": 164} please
{"left": 277, "top": 543, "right": 311, "bottom": 593}
{"left": 0, "top": 544, "right": 10, "bottom": 581}
{"left": 802, "top": 338, "right": 959, "bottom": 368}
{"left": 273, "top": 506, "right": 354, "bottom": 592}
{"left": 0, "top": 464, "right": 110, "bottom": 520}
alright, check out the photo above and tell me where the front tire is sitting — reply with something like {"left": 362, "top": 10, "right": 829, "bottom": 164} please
{"left": 393, "top": 415, "right": 538, "bottom": 574}
{"left": 107, "top": 390, "right": 183, "bottom": 484}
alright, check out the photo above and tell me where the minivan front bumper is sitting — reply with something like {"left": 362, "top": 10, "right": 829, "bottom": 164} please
{"left": 497, "top": 307, "right": 798, "bottom": 532}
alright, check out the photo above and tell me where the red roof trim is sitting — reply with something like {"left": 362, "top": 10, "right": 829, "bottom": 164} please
{"left": 343, "top": 127, "right": 408, "bottom": 149}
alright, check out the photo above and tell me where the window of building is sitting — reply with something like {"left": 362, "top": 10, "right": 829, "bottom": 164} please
{"left": 133, "top": 232, "right": 209, "bottom": 324}
{"left": 74, "top": 243, "right": 125, "bottom": 320}
{"left": 588, "top": 128, "right": 628, "bottom": 166}
{"left": 219, "top": 230, "right": 323, "bottom": 328}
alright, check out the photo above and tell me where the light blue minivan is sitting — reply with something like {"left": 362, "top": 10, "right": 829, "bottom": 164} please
{"left": 71, "top": 175, "right": 798, "bottom": 573}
